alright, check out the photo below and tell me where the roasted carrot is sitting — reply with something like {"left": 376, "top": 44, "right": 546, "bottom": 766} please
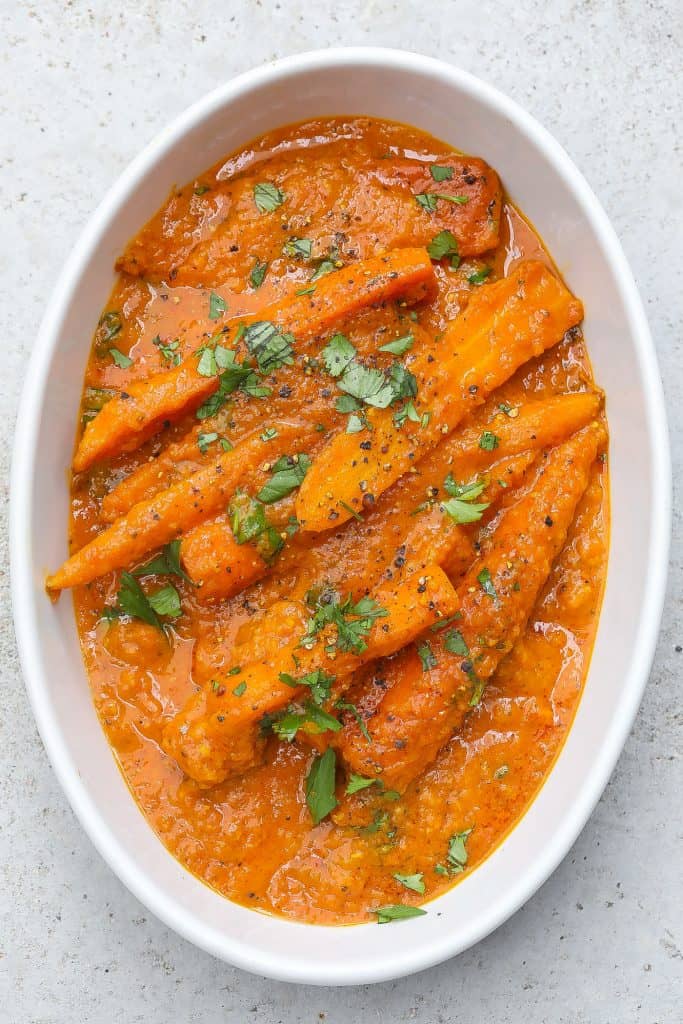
{"left": 296, "top": 261, "right": 584, "bottom": 532}
{"left": 47, "top": 426, "right": 306, "bottom": 591}
{"left": 336, "top": 421, "right": 605, "bottom": 791}
{"left": 162, "top": 562, "right": 459, "bottom": 784}
{"left": 74, "top": 248, "right": 435, "bottom": 472}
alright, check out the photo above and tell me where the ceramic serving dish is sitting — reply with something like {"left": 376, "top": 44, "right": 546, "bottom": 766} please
{"left": 10, "top": 48, "right": 670, "bottom": 985}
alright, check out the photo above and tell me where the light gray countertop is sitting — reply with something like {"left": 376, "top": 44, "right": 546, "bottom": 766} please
{"left": 1, "top": 2, "right": 681, "bottom": 1021}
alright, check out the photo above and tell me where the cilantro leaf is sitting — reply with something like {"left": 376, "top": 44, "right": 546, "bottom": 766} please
{"left": 393, "top": 872, "right": 425, "bottom": 894}
{"left": 147, "top": 584, "right": 181, "bottom": 619}
{"left": 379, "top": 334, "right": 414, "bottom": 356}
{"left": 278, "top": 668, "right": 335, "bottom": 705}
{"left": 208, "top": 291, "right": 228, "bottom": 320}
{"left": 346, "top": 774, "right": 380, "bottom": 795}
{"left": 430, "top": 165, "right": 453, "bottom": 182}
{"left": 322, "top": 333, "right": 356, "bottom": 377}
{"left": 477, "top": 567, "right": 498, "bottom": 599}
{"left": 375, "top": 904, "right": 427, "bottom": 924}
{"left": 446, "top": 828, "right": 473, "bottom": 873}
{"left": 305, "top": 748, "right": 338, "bottom": 824}
{"left": 444, "top": 629, "right": 469, "bottom": 656}
{"left": 416, "top": 640, "right": 438, "bottom": 671}
{"left": 441, "top": 496, "right": 489, "bottom": 525}
{"left": 243, "top": 320, "right": 295, "bottom": 374}
{"left": 301, "top": 590, "right": 388, "bottom": 654}
{"left": 310, "top": 258, "right": 337, "bottom": 281}
{"left": 152, "top": 334, "right": 180, "bottom": 366}
{"left": 479, "top": 430, "right": 500, "bottom": 451}
{"left": 105, "top": 573, "right": 181, "bottom": 629}
{"left": 250, "top": 259, "right": 268, "bottom": 289}
{"left": 133, "top": 540, "right": 193, "bottom": 585}
{"left": 270, "top": 702, "right": 341, "bottom": 742}
{"left": 254, "top": 181, "right": 285, "bottom": 213}
{"left": 228, "top": 491, "right": 284, "bottom": 564}
{"left": 109, "top": 347, "right": 133, "bottom": 369}
{"left": 468, "top": 266, "right": 492, "bottom": 285}
{"left": 256, "top": 453, "right": 312, "bottom": 503}
{"left": 283, "top": 237, "right": 313, "bottom": 260}
{"left": 427, "top": 229, "right": 460, "bottom": 268}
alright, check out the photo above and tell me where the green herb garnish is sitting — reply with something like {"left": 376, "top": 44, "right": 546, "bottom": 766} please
{"left": 254, "top": 181, "right": 285, "bottom": 213}
{"left": 427, "top": 229, "right": 460, "bottom": 268}
{"left": 468, "top": 266, "right": 492, "bottom": 286}
{"left": 250, "top": 259, "right": 269, "bottom": 289}
{"left": 430, "top": 165, "right": 453, "bottom": 182}
{"left": 109, "top": 347, "right": 133, "bottom": 369}
{"left": 479, "top": 430, "right": 500, "bottom": 451}
{"left": 133, "top": 540, "right": 193, "bottom": 586}
{"left": 393, "top": 873, "right": 425, "bottom": 894}
{"left": 375, "top": 904, "right": 427, "bottom": 924}
{"left": 256, "top": 453, "right": 312, "bottom": 504}
{"left": 305, "top": 748, "right": 338, "bottom": 824}
{"left": 416, "top": 640, "right": 437, "bottom": 671}
{"left": 208, "top": 291, "right": 228, "bottom": 320}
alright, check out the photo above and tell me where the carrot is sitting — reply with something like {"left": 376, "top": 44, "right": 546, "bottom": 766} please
{"left": 336, "top": 421, "right": 606, "bottom": 791}
{"left": 181, "top": 391, "right": 600, "bottom": 604}
{"left": 162, "top": 562, "right": 459, "bottom": 785}
{"left": 47, "top": 425, "right": 305, "bottom": 591}
{"left": 296, "top": 261, "right": 585, "bottom": 532}
{"left": 74, "top": 248, "right": 435, "bottom": 472}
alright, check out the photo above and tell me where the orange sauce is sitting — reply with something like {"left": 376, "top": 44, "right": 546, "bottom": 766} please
{"left": 68, "top": 118, "right": 608, "bottom": 924}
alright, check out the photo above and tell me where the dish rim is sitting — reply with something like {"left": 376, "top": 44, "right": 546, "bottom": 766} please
{"left": 10, "top": 46, "right": 671, "bottom": 985}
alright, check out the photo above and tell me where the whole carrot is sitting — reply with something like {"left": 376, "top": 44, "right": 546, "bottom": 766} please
{"left": 336, "top": 421, "right": 606, "bottom": 791}
{"left": 74, "top": 248, "right": 435, "bottom": 471}
{"left": 296, "top": 261, "right": 584, "bottom": 532}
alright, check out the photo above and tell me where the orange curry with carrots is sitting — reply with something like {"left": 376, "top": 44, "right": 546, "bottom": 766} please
{"left": 51, "top": 117, "right": 609, "bottom": 925}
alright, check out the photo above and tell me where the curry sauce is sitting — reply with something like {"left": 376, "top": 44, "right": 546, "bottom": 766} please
{"left": 58, "top": 118, "right": 609, "bottom": 924}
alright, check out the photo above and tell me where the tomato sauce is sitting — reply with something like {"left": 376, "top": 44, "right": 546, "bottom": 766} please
{"left": 67, "top": 118, "right": 608, "bottom": 924}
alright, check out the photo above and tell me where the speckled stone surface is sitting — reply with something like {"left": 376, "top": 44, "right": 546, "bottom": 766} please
{"left": 1, "top": 2, "right": 681, "bottom": 1021}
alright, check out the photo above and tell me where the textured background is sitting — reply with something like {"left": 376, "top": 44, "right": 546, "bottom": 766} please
{"left": 1, "top": 2, "right": 681, "bottom": 1021}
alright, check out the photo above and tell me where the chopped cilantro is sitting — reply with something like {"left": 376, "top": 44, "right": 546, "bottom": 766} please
{"left": 416, "top": 640, "right": 437, "bottom": 671}
{"left": 256, "top": 453, "right": 312, "bottom": 503}
{"left": 430, "top": 165, "right": 454, "bottom": 182}
{"left": 228, "top": 491, "right": 284, "bottom": 564}
{"left": 375, "top": 904, "right": 427, "bottom": 924}
{"left": 444, "top": 629, "right": 469, "bottom": 656}
{"left": 283, "top": 237, "right": 313, "bottom": 260}
{"left": 109, "top": 347, "right": 133, "bottom": 369}
{"left": 346, "top": 774, "right": 380, "bottom": 795}
{"left": 477, "top": 567, "right": 498, "bottom": 599}
{"left": 468, "top": 266, "right": 492, "bottom": 286}
{"left": 379, "top": 333, "right": 414, "bottom": 356}
{"left": 103, "top": 572, "right": 180, "bottom": 630}
{"left": 232, "top": 681, "right": 247, "bottom": 697}
{"left": 250, "top": 259, "right": 268, "bottom": 289}
{"left": 208, "top": 291, "right": 227, "bottom": 320}
{"left": 479, "top": 430, "right": 500, "bottom": 451}
{"left": 322, "top": 333, "right": 356, "bottom": 377}
{"left": 254, "top": 181, "right": 285, "bottom": 213}
{"left": 152, "top": 334, "right": 180, "bottom": 366}
{"left": 278, "top": 668, "right": 335, "bottom": 706}
{"left": 243, "top": 320, "right": 295, "bottom": 374}
{"left": 427, "top": 229, "right": 460, "bottom": 268}
{"left": 441, "top": 476, "right": 489, "bottom": 525}
{"left": 300, "top": 590, "right": 388, "bottom": 655}
{"left": 305, "top": 748, "right": 337, "bottom": 824}
{"left": 133, "top": 540, "right": 193, "bottom": 585}
{"left": 393, "top": 872, "right": 425, "bottom": 894}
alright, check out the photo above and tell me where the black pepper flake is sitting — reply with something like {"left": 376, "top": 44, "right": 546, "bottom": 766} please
{"left": 359, "top": 440, "right": 372, "bottom": 451}
{"left": 362, "top": 493, "right": 375, "bottom": 509}
{"left": 328, "top": 510, "right": 339, "bottom": 520}
{"left": 279, "top": 384, "right": 292, "bottom": 398}
{"left": 468, "top": 384, "right": 478, "bottom": 394}
{"left": 544, "top": 515, "right": 554, "bottom": 526}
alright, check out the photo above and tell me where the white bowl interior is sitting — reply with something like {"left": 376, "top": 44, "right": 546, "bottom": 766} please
{"left": 12, "top": 50, "right": 669, "bottom": 985}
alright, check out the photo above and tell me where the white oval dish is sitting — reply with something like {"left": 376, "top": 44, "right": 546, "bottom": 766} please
{"left": 11, "top": 48, "right": 670, "bottom": 985}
